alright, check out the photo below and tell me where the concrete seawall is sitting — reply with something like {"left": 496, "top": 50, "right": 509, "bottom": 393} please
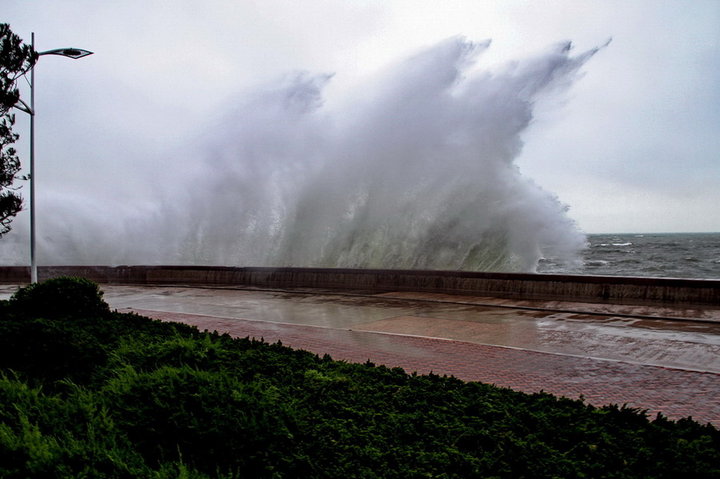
{"left": 0, "top": 265, "right": 717, "bottom": 306}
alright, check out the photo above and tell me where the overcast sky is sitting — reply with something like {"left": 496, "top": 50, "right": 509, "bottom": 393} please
{"left": 4, "top": 0, "right": 720, "bottom": 234}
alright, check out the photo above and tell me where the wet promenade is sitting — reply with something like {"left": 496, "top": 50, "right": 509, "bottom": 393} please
{"left": 3, "top": 283, "right": 719, "bottom": 425}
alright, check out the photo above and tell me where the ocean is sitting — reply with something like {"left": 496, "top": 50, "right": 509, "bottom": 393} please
{"left": 537, "top": 233, "right": 720, "bottom": 280}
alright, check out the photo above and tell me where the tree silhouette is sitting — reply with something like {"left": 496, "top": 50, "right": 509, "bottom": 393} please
{"left": 0, "top": 24, "right": 37, "bottom": 236}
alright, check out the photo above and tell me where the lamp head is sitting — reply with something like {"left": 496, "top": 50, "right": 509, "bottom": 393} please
{"left": 39, "top": 48, "right": 93, "bottom": 59}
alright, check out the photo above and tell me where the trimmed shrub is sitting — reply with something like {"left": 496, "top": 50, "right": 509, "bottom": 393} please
{"left": 8, "top": 277, "right": 110, "bottom": 320}
{"left": 103, "top": 365, "right": 299, "bottom": 476}
{"left": 0, "top": 318, "right": 107, "bottom": 387}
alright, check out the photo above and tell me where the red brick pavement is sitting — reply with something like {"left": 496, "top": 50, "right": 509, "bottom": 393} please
{"left": 128, "top": 308, "right": 720, "bottom": 426}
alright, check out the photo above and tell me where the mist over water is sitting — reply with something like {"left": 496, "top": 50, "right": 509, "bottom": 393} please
{"left": 2, "top": 37, "right": 602, "bottom": 271}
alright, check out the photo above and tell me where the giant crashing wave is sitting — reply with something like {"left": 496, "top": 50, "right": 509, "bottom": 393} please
{"left": 1, "top": 37, "right": 604, "bottom": 272}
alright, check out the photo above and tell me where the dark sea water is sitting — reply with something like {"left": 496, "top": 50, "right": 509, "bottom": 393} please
{"left": 538, "top": 233, "right": 720, "bottom": 280}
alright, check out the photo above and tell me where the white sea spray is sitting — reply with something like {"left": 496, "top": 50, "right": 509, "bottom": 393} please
{"left": 1, "top": 37, "right": 602, "bottom": 271}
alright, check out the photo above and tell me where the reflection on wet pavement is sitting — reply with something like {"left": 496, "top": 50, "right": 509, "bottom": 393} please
{"left": 98, "top": 285, "right": 720, "bottom": 373}
{"left": 2, "top": 283, "right": 719, "bottom": 373}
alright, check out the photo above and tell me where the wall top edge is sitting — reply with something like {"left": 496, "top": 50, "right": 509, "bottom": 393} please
{"left": 29, "top": 265, "right": 720, "bottom": 288}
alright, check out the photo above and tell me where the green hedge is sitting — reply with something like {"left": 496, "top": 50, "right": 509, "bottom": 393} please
{"left": 0, "top": 277, "right": 717, "bottom": 478}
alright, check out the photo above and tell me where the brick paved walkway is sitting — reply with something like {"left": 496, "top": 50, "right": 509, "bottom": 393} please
{"left": 129, "top": 308, "right": 720, "bottom": 426}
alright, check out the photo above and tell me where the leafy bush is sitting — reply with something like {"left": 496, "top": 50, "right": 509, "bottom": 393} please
{"left": 0, "top": 317, "right": 108, "bottom": 387}
{"left": 0, "top": 375, "right": 149, "bottom": 478}
{"left": 8, "top": 276, "right": 110, "bottom": 319}
{"left": 0, "top": 278, "right": 718, "bottom": 478}
{"left": 103, "top": 365, "right": 298, "bottom": 476}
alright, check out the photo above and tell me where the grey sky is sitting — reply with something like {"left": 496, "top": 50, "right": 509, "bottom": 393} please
{"left": 3, "top": 0, "right": 720, "bottom": 234}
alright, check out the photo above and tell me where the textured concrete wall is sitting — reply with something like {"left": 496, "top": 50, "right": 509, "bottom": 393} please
{"left": 1, "top": 265, "right": 718, "bottom": 306}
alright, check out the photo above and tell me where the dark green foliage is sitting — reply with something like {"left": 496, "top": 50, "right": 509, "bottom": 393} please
{"left": 0, "top": 279, "right": 718, "bottom": 478}
{"left": 0, "top": 376, "right": 150, "bottom": 478}
{"left": 0, "top": 317, "right": 108, "bottom": 387}
{"left": 8, "top": 276, "right": 110, "bottom": 319}
{"left": 104, "top": 365, "right": 298, "bottom": 476}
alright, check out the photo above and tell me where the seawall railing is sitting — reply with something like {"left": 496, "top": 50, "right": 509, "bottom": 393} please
{"left": 0, "top": 265, "right": 718, "bottom": 306}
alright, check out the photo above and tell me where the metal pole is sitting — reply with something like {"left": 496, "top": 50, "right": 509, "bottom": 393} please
{"left": 30, "top": 32, "right": 37, "bottom": 283}
{"left": 17, "top": 36, "right": 91, "bottom": 283}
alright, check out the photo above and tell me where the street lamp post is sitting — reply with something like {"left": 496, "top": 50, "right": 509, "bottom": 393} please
{"left": 18, "top": 33, "right": 93, "bottom": 283}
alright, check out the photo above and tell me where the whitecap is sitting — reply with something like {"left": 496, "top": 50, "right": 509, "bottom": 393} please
{"left": 585, "top": 260, "right": 609, "bottom": 267}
